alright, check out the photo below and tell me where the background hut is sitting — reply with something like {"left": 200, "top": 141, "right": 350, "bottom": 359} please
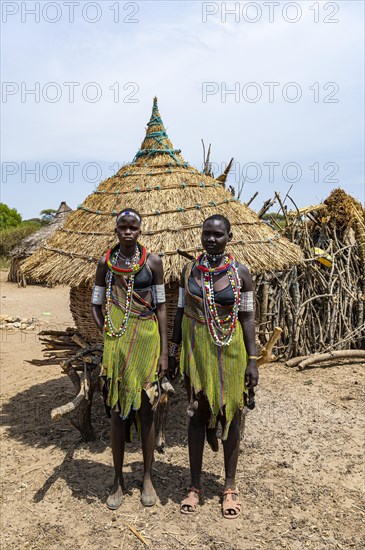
{"left": 22, "top": 98, "right": 303, "bottom": 439}
{"left": 23, "top": 98, "right": 302, "bottom": 343}
{"left": 8, "top": 201, "right": 72, "bottom": 286}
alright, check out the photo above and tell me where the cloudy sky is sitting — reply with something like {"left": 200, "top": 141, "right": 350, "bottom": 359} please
{"left": 1, "top": 0, "right": 364, "bottom": 218}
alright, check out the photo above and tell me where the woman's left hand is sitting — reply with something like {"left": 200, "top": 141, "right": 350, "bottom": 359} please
{"left": 245, "top": 360, "right": 259, "bottom": 389}
{"left": 157, "top": 354, "right": 168, "bottom": 379}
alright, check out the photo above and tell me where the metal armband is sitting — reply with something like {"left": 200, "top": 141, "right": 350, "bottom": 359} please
{"left": 239, "top": 291, "right": 253, "bottom": 312}
{"left": 177, "top": 286, "right": 185, "bottom": 308}
{"left": 153, "top": 284, "right": 166, "bottom": 304}
{"left": 91, "top": 285, "right": 106, "bottom": 305}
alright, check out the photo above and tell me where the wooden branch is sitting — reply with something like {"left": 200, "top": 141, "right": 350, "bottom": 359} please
{"left": 59, "top": 345, "right": 103, "bottom": 368}
{"left": 287, "top": 203, "right": 327, "bottom": 218}
{"left": 286, "top": 355, "right": 310, "bottom": 367}
{"left": 268, "top": 215, "right": 283, "bottom": 231}
{"left": 44, "top": 351, "right": 73, "bottom": 359}
{"left": 71, "top": 334, "right": 90, "bottom": 348}
{"left": 275, "top": 191, "right": 289, "bottom": 227}
{"left": 127, "top": 525, "right": 149, "bottom": 546}
{"left": 51, "top": 374, "right": 86, "bottom": 420}
{"left": 216, "top": 157, "right": 234, "bottom": 185}
{"left": 38, "top": 329, "right": 76, "bottom": 337}
{"left": 258, "top": 197, "right": 276, "bottom": 219}
{"left": 177, "top": 249, "right": 195, "bottom": 261}
{"left": 298, "top": 350, "right": 365, "bottom": 371}
{"left": 245, "top": 191, "right": 258, "bottom": 207}
{"left": 26, "top": 358, "right": 62, "bottom": 367}
{"left": 299, "top": 293, "right": 333, "bottom": 312}
{"left": 257, "top": 327, "right": 283, "bottom": 366}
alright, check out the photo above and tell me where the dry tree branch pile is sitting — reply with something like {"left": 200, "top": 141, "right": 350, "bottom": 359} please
{"left": 255, "top": 188, "right": 365, "bottom": 359}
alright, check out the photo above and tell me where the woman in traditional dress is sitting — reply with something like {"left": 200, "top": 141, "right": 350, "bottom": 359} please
{"left": 92, "top": 208, "right": 168, "bottom": 509}
{"left": 169, "top": 214, "right": 258, "bottom": 519}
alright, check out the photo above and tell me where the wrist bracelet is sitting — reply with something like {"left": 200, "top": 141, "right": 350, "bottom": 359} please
{"left": 168, "top": 343, "right": 179, "bottom": 357}
{"left": 248, "top": 355, "right": 258, "bottom": 360}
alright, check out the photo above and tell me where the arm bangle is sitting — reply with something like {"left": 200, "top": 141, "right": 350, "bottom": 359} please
{"left": 153, "top": 284, "right": 166, "bottom": 304}
{"left": 91, "top": 285, "right": 106, "bottom": 305}
{"left": 177, "top": 286, "right": 185, "bottom": 308}
{"left": 239, "top": 291, "right": 254, "bottom": 312}
{"left": 248, "top": 355, "right": 258, "bottom": 360}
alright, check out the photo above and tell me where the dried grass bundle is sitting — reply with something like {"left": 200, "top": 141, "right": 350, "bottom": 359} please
{"left": 22, "top": 98, "right": 302, "bottom": 287}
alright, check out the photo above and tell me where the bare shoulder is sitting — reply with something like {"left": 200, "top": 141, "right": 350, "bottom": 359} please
{"left": 237, "top": 263, "right": 251, "bottom": 278}
{"left": 236, "top": 262, "right": 253, "bottom": 290}
{"left": 147, "top": 253, "right": 163, "bottom": 269}
{"left": 182, "top": 262, "right": 190, "bottom": 276}
{"left": 95, "top": 254, "right": 108, "bottom": 285}
{"left": 179, "top": 262, "right": 190, "bottom": 286}
{"left": 98, "top": 254, "right": 107, "bottom": 267}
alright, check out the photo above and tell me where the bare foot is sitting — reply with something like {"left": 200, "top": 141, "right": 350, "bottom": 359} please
{"left": 106, "top": 478, "right": 124, "bottom": 510}
{"left": 141, "top": 476, "right": 157, "bottom": 507}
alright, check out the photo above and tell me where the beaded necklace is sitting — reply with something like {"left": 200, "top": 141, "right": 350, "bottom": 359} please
{"left": 117, "top": 247, "right": 139, "bottom": 267}
{"left": 197, "top": 253, "right": 240, "bottom": 346}
{"left": 106, "top": 242, "right": 147, "bottom": 275}
{"left": 104, "top": 243, "right": 147, "bottom": 337}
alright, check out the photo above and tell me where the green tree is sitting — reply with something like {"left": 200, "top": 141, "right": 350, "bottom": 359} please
{"left": 0, "top": 203, "right": 22, "bottom": 230}
{"left": 40, "top": 208, "right": 57, "bottom": 223}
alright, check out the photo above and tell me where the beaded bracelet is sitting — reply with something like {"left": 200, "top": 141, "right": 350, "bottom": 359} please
{"left": 168, "top": 343, "right": 179, "bottom": 357}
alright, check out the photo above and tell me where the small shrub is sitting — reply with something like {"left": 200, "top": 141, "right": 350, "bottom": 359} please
{"left": 0, "top": 221, "right": 41, "bottom": 256}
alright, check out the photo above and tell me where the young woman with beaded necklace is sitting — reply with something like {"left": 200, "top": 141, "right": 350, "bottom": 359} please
{"left": 169, "top": 214, "right": 259, "bottom": 519}
{"left": 92, "top": 208, "right": 168, "bottom": 510}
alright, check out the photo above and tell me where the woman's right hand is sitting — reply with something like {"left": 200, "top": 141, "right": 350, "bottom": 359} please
{"left": 168, "top": 356, "right": 178, "bottom": 380}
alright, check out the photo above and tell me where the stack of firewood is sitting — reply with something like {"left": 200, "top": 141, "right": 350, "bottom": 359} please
{"left": 255, "top": 188, "right": 364, "bottom": 359}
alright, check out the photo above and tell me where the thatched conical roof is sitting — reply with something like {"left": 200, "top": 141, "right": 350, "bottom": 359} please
{"left": 10, "top": 201, "right": 72, "bottom": 258}
{"left": 23, "top": 98, "right": 302, "bottom": 285}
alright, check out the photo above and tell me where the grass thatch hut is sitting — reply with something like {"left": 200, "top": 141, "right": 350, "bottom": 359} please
{"left": 9, "top": 201, "right": 72, "bottom": 286}
{"left": 23, "top": 98, "right": 303, "bottom": 344}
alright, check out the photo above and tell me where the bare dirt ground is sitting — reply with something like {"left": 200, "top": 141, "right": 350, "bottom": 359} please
{"left": 1, "top": 270, "right": 364, "bottom": 550}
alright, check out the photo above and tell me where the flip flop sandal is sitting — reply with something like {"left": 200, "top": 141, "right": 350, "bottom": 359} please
{"left": 222, "top": 489, "right": 241, "bottom": 519}
{"left": 180, "top": 486, "right": 202, "bottom": 514}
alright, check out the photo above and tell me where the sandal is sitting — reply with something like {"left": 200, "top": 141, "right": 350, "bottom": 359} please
{"left": 222, "top": 489, "right": 241, "bottom": 519}
{"left": 180, "top": 486, "right": 202, "bottom": 514}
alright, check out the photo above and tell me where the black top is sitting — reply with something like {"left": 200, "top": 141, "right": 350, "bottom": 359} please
{"left": 188, "top": 275, "right": 235, "bottom": 306}
{"left": 134, "top": 263, "right": 153, "bottom": 290}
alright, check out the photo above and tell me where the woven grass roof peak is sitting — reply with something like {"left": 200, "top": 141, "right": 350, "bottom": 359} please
{"left": 22, "top": 98, "right": 303, "bottom": 286}
{"left": 131, "top": 96, "right": 187, "bottom": 169}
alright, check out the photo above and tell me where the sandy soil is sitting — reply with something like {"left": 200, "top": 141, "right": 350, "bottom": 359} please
{"left": 1, "top": 271, "right": 364, "bottom": 550}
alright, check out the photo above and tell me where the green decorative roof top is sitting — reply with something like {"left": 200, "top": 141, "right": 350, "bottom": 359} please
{"left": 133, "top": 97, "right": 186, "bottom": 166}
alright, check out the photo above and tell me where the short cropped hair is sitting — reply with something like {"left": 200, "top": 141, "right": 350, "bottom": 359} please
{"left": 203, "top": 214, "right": 231, "bottom": 233}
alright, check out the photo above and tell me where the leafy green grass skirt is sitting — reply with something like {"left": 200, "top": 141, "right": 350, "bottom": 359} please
{"left": 102, "top": 307, "right": 160, "bottom": 420}
{"left": 180, "top": 315, "right": 247, "bottom": 439}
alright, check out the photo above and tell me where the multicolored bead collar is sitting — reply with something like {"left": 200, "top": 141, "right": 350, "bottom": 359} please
{"left": 106, "top": 243, "right": 147, "bottom": 275}
{"left": 196, "top": 253, "right": 234, "bottom": 275}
